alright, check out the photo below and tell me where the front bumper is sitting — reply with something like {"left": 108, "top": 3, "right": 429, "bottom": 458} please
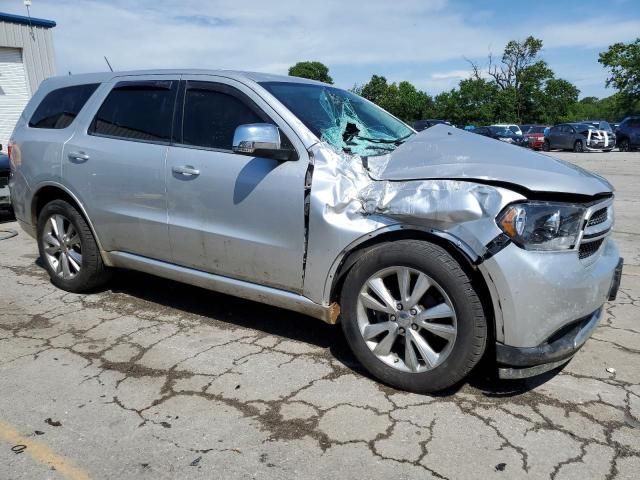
{"left": 496, "top": 308, "right": 601, "bottom": 379}
{"left": 490, "top": 251, "right": 623, "bottom": 379}
{"left": 480, "top": 238, "right": 620, "bottom": 348}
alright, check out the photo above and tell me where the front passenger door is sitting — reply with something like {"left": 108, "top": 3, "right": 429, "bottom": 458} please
{"left": 165, "top": 77, "right": 309, "bottom": 292}
{"left": 547, "top": 126, "right": 561, "bottom": 149}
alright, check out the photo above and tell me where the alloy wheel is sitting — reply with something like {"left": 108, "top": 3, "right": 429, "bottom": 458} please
{"left": 42, "top": 214, "right": 82, "bottom": 279}
{"left": 356, "top": 266, "right": 457, "bottom": 373}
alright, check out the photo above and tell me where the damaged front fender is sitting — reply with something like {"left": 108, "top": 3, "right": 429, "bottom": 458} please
{"left": 301, "top": 143, "right": 524, "bottom": 309}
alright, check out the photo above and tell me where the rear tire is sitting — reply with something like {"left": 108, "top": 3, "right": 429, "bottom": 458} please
{"left": 37, "top": 199, "right": 111, "bottom": 292}
{"left": 340, "top": 240, "right": 487, "bottom": 393}
{"left": 619, "top": 138, "right": 630, "bottom": 152}
{"left": 573, "top": 140, "right": 584, "bottom": 153}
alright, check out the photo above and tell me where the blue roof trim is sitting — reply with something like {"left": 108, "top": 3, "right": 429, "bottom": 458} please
{"left": 0, "top": 12, "right": 56, "bottom": 29}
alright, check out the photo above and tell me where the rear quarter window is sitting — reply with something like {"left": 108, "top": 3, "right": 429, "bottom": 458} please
{"left": 29, "top": 83, "right": 99, "bottom": 129}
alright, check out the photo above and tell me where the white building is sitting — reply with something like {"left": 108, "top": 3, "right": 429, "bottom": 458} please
{"left": 0, "top": 12, "right": 56, "bottom": 152}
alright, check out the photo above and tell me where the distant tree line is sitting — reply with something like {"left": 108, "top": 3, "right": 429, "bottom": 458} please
{"left": 287, "top": 37, "right": 640, "bottom": 126}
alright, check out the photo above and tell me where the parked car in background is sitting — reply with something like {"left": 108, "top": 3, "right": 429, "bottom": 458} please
{"left": 581, "top": 120, "right": 615, "bottom": 135}
{"left": 492, "top": 124, "right": 523, "bottom": 137}
{"left": 0, "top": 149, "right": 11, "bottom": 210}
{"left": 615, "top": 116, "right": 640, "bottom": 152}
{"left": 523, "top": 125, "right": 549, "bottom": 150}
{"left": 8, "top": 70, "right": 622, "bottom": 393}
{"left": 412, "top": 119, "right": 450, "bottom": 132}
{"left": 473, "top": 126, "right": 519, "bottom": 143}
{"left": 543, "top": 123, "right": 615, "bottom": 152}
{"left": 520, "top": 125, "right": 533, "bottom": 136}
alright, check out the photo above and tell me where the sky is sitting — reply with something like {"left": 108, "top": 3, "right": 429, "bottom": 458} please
{"left": 1, "top": 0, "right": 639, "bottom": 99}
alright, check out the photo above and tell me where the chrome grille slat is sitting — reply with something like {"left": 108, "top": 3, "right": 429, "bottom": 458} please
{"left": 578, "top": 200, "right": 613, "bottom": 261}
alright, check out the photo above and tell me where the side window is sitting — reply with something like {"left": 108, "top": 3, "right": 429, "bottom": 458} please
{"left": 29, "top": 83, "right": 99, "bottom": 129}
{"left": 89, "top": 80, "right": 177, "bottom": 143}
{"left": 181, "top": 82, "right": 264, "bottom": 150}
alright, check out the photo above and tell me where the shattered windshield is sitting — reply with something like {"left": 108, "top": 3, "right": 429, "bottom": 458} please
{"left": 260, "top": 81, "right": 414, "bottom": 156}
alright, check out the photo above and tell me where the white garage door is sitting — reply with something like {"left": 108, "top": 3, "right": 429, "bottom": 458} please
{"left": 0, "top": 47, "right": 30, "bottom": 151}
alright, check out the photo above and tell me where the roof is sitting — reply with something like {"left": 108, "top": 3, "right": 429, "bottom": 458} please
{"left": 0, "top": 12, "right": 56, "bottom": 29}
{"left": 41, "top": 69, "right": 330, "bottom": 89}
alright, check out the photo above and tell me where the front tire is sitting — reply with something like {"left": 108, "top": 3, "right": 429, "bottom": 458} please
{"left": 573, "top": 140, "right": 584, "bottom": 153}
{"left": 340, "top": 240, "right": 487, "bottom": 393}
{"left": 37, "top": 199, "right": 111, "bottom": 292}
{"left": 542, "top": 139, "right": 550, "bottom": 151}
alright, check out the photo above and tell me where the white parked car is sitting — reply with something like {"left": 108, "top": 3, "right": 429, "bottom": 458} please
{"left": 492, "top": 124, "right": 523, "bottom": 136}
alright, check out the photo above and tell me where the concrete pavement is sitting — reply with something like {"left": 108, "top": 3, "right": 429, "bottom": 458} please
{"left": 0, "top": 151, "right": 638, "bottom": 479}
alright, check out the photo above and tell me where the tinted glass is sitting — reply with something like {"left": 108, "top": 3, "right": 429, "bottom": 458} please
{"left": 182, "top": 83, "right": 263, "bottom": 150}
{"left": 29, "top": 84, "right": 99, "bottom": 129}
{"left": 529, "top": 126, "right": 546, "bottom": 133}
{"left": 489, "top": 126, "right": 510, "bottom": 135}
{"left": 90, "top": 81, "right": 177, "bottom": 142}
{"left": 509, "top": 126, "right": 519, "bottom": 133}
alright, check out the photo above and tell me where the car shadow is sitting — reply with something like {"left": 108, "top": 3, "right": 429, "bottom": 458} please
{"left": 33, "top": 261, "right": 564, "bottom": 397}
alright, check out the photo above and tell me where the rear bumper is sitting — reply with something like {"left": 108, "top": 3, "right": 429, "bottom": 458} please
{"left": 0, "top": 184, "right": 11, "bottom": 208}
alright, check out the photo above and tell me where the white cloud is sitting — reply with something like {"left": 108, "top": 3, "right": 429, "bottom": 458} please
{"left": 431, "top": 70, "right": 473, "bottom": 80}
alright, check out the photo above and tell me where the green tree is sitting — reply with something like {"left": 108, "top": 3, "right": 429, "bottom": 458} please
{"left": 360, "top": 75, "right": 390, "bottom": 104}
{"left": 472, "top": 36, "right": 553, "bottom": 123}
{"left": 536, "top": 78, "right": 579, "bottom": 124}
{"left": 358, "top": 75, "right": 432, "bottom": 122}
{"left": 288, "top": 61, "right": 333, "bottom": 84}
{"left": 599, "top": 39, "right": 640, "bottom": 102}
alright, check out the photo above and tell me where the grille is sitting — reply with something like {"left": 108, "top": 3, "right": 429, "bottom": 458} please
{"left": 579, "top": 239, "right": 604, "bottom": 259}
{"left": 0, "top": 175, "right": 8, "bottom": 189}
{"left": 587, "top": 207, "right": 608, "bottom": 227}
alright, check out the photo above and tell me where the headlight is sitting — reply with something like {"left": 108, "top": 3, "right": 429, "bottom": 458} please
{"left": 497, "top": 202, "right": 586, "bottom": 251}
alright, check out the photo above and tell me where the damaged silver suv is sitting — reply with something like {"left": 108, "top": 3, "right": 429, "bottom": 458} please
{"left": 8, "top": 71, "right": 623, "bottom": 392}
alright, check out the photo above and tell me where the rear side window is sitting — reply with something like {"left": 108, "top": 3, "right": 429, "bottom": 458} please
{"left": 89, "top": 80, "right": 177, "bottom": 143}
{"left": 181, "top": 82, "right": 264, "bottom": 150}
{"left": 29, "top": 84, "right": 99, "bottom": 129}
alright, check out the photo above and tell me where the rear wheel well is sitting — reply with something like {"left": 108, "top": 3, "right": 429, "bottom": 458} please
{"left": 330, "top": 230, "right": 496, "bottom": 339}
{"left": 32, "top": 186, "right": 78, "bottom": 225}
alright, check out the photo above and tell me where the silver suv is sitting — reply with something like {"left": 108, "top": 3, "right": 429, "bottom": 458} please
{"left": 8, "top": 70, "right": 623, "bottom": 392}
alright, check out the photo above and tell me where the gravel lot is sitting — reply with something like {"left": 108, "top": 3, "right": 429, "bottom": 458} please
{"left": 1, "top": 151, "right": 639, "bottom": 480}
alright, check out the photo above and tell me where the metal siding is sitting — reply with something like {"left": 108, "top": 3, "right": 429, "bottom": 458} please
{"left": 0, "top": 47, "right": 30, "bottom": 149}
{"left": 0, "top": 21, "right": 56, "bottom": 94}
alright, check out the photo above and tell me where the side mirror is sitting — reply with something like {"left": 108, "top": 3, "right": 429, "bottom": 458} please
{"left": 232, "top": 123, "right": 297, "bottom": 161}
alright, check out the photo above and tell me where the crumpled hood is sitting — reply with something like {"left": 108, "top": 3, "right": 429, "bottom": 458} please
{"left": 367, "top": 125, "right": 613, "bottom": 196}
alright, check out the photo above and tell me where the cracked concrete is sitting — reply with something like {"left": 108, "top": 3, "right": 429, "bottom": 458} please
{"left": 0, "top": 151, "right": 639, "bottom": 479}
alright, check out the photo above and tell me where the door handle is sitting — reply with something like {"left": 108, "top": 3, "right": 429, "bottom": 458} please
{"left": 172, "top": 165, "right": 200, "bottom": 177}
{"left": 68, "top": 151, "right": 90, "bottom": 162}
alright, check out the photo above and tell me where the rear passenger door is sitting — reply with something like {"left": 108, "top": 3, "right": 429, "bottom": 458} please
{"left": 62, "top": 75, "right": 179, "bottom": 260}
{"left": 165, "top": 76, "right": 308, "bottom": 292}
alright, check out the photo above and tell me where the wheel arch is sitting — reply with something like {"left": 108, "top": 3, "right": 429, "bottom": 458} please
{"left": 31, "top": 183, "right": 112, "bottom": 266}
{"left": 328, "top": 227, "right": 496, "bottom": 340}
